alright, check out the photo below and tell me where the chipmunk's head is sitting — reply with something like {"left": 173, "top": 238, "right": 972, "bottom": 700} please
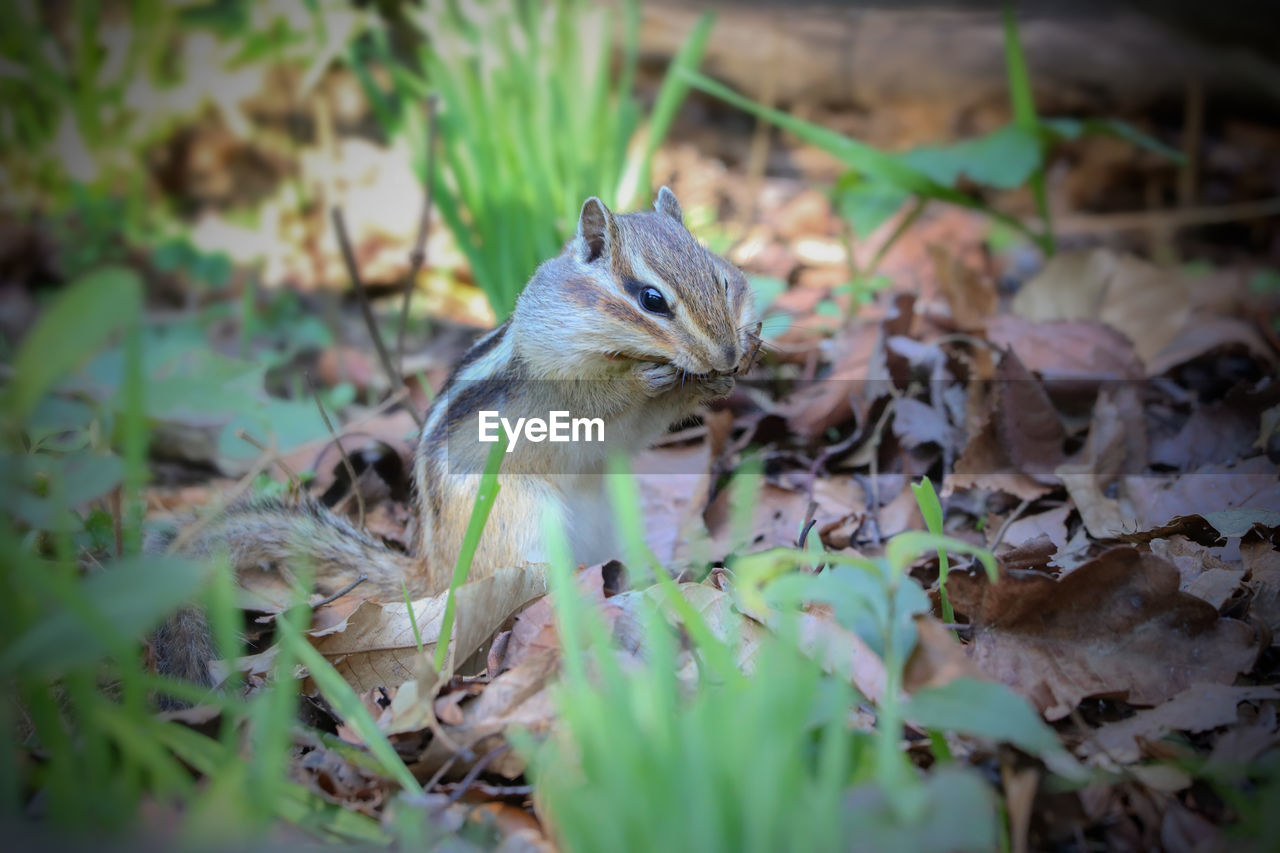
{"left": 517, "top": 187, "right": 757, "bottom": 380}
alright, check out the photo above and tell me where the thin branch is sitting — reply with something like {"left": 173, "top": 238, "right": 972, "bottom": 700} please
{"left": 442, "top": 744, "right": 510, "bottom": 808}
{"left": 236, "top": 428, "right": 303, "bottom": 488}
{"left": 397, "top": 94, "right": 439, "bottom": 376}
{"left": 990, "top": 496, "right": 1034, "bottom": 550}
{"left": 1055, "top": 196, "right": 1280, "bottom": 235}
{"left": 331, "top": 206, "right": 425, "bottom": 429}
{"left": 311, "top": 574, "right": 369, "bottom": 608}
{"left": 306, "top": 373, "right": 366, "bottom": 529}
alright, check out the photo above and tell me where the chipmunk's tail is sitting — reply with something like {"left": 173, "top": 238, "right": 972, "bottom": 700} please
{"left": 150, "top": 496, "right": 419, "bottom": 703}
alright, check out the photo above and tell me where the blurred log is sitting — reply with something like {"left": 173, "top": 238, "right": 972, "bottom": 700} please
{"left": 640, "top": 1, "right": 1280, "bottom": 126}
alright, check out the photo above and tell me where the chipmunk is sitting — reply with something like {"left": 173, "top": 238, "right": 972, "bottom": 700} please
{"left": 154, "top": 187, "right": 758, "bottom": 689}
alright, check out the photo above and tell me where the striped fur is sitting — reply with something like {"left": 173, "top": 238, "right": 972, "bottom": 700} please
{"left": 156, "top": 187, "right": 757, "bottom": 695}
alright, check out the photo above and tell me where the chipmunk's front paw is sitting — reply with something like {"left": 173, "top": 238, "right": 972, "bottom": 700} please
{"left": 634, "top": 361, "right": 681, "bottom": 398}
{"left": 697, "top": 373, "right": 736, "bottom": 400}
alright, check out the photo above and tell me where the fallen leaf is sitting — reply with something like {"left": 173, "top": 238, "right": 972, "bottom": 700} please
{"left": 991, "top": 505, "right": 1072, "bottom": 552}
{"left": 409, "top": 650, "right": 559, "bottom": 779}
{"left": 1146, "top": 315, "right": 1278, "bottom": 377}
{"left": 635, "top": 440, "right": 714, "bottom": 566}
{"left": 1011, "top": 249, "right": 1190, "bottom": 365}
{"left": 1058, "top": 385, "right": 1148, "bottom": 538}
{"left": 949, "top": 349, "right": 1065, "bottom": 500}
{"left": 780, "top": 324, "right": 878, "bottom": 440}
{"left": 1079, "top": 684, "right": 1280, "bottom": 764}
{"left": 1185, "top": 570, "right": 1246, "bottom": 610}
{"left": 488, "top": 565, "right": 613, "bottom": 674}
{"left": 1149, "top": 401, "right": 1262, "bottom": 471}
{"left": 1129, "top": 508, "right": 1280, "bottom": 546}
{"left": 930, "top": 243, "right": 997, "bottom": 331}
{"left": 892, "top": 396, "right": 958, "bottom": 451}
{"left": 947, "top": 547, "right": 1260, "bottom": 720}
{"left": 1125, "top": 457, "right": 1280, "bottom": 530}
{"left": 311, "top": 565, "right": 549, "bottom": 693}
{"left": 1148, "top": 535, "right": 1235, "bottom": 587}
{"left": 1244, "top": 538, "right": 1280, "bottom": 644}
{"left": 986, "top": 316, "right": 1145, "bottom": 382}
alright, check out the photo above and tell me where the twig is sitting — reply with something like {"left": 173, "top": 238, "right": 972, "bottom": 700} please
{"left": 1178, "top": 76, "right": 1204, "bottom": 210}
{"left": 797, "top": 512, "right": 818, "bottom": 550}
{"left": 397, "top": 95, "right": 439, "bottom": 376}
{"left": 1055, "top": 196, "right": 1280, "bottom": 235}
{"left": 306, "top": 373, "right": 366, "bottom": 528}
{"left": 990, "top": 496, "right": 1034, "bottom": 550}
{"left": 864, "top": 396, "right": 898, "bottom": 546}
{"left": 236, "top": 429, "right": 303, "bottom": 488}
{"left": 331, "top": 206, "right": 425, "bottom": 429}
{"left": 442, "top": 744, "right": 510, "bottom": 808}
{"left": 311, "top": 575, "right": 368, "bottom": 608}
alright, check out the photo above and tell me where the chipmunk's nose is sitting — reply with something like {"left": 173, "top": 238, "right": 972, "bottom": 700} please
{"left": 712, "top": 342, "right": 739, "bottom": 374}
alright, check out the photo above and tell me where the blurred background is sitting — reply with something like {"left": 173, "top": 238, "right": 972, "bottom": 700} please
{"left": 4, "top": 3, "right": 1280, "bottom": 849}
{"left": 4, "top": 0, "right": 1279, "bottom": 479}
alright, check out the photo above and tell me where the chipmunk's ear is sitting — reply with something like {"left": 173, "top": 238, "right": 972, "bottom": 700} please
{"left": 654, "top": 186, "right": 683, "bottom": 224}
{"left": 577, "top": 196, "right": 615, "bottom": 263}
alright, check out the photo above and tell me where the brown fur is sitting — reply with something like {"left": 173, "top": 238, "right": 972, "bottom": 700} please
{"left": 154, "top": 187, "right": 756, "bottom": 699}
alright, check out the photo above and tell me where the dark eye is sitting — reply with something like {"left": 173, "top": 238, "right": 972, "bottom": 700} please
{"left": 639, "top": 286, "right": 670, "bottom": 316}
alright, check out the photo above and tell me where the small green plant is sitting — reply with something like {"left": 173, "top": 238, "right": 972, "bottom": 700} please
{"left": 519, "top": 458, "right": 1070, "bottom": 852}
{"left": 0, "top": 266, "right": 419, "bottom": 845}
{"left": 350, "top": 0, "right": 714, "bottom": 318}
{"left": 910, "top": 477, "right": 953, "bottom": 623}
{"left": 680, "top": 6, "right": 1181, "bottom": 271}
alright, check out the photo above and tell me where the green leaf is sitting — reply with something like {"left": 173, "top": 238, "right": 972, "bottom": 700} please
{"left": 1042, "top": 116, "right": 1185, "bottom": 163}
{"left": 7, "top": 266, "right": 142, "bottom": 421}
{"left": 905, "top": 677, "right": 1061, "bottom": 758}
{"left": 681, "top": 69, "right": 963, "bottom": 199}
{"left": 910, "top": 478, "right": 952, "bottom": 622}
{"left": 843, "top": 767, "right": 1000, "bottom": 851}
{"left": 901, "top": 125, "right": 1042, "bottom": 190}
{"left": 2, "top": 554, "right": 208, "bottom": 675}
{"left": 834, "top": 176, "right": 910, "bottom": 238}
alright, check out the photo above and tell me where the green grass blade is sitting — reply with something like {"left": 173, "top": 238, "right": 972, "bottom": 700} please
{"left": 1002, "top": 4, "right": 1053, "bottom": 251}
{"left": 910, "top": 478, "right": 952, "bottom": 622}
{"left": 275, "top": 617, "right": 423, "bottom": 795}
{"left": 433, "top": 430, "right": 507, "bottom": 672}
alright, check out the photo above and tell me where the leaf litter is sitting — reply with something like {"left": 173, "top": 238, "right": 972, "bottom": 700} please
{"left": 151, "top": 181, "right": 1280, "bottom": 848}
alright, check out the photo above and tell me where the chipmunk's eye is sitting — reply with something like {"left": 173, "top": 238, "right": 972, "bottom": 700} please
{"left": 638, "top": 286, "right": 670, "bottom": 316}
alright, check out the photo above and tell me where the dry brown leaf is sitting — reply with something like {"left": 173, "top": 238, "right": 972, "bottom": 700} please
{"left": 409, "top": 650, "right": 559, "bottom": 779}
{"left": 1148, "top": 535, "right": 1236, "bottom": 587}
{"left": 311, "top": 565, "right": 549, "bottom": 693}
{"left": 949, "top": 349, "right": 1064, "bottom": 500}
{"left": 1244, "top": 538, "right": 1280, "bottom": 644}
{"left": 1184, "top": 569, "right": 1246, "bottom": 611}
{"left": 929, "top": 243, "right": 997, "bottom": 331}
{"left": 779, "top": 323, "right": 878, "bottom": 440}
{"left": 985, "top": 316, "right": 1145, "bottom": 381}
{"left": 1149, "top": 402, "right": 1261, "bottom": 471}
{"left": 1146, "top": 315, "right": 1279, "bottom": 377}
{"left": 1124, "top": 457, "right": 1280, "bottom": 531}
{"left": 947, "top": 547, "right": 1260, "bottom": 720}
{"left": 991, "top": 505, "right": 1072, "bottom": 552}
{"left": 892, "top": 396, "right": 958, "bottom": 451}
{"left": 488, "top": 565, "right": 614, "bottom": 674}
{"left": 903, "top": 616, "right": 986, "bottom": 691}
{"left": 1078, "top": 684, "right": 1280, "bottom": 764}
{"left": 1011, "top": 249, "right": 1190, "bottom": 365}
{"left": 1058, "top": 386, "right": 1148, "bottom": 538}
{"left": 635, "top": 441, "right": 715, "bottom": 566}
